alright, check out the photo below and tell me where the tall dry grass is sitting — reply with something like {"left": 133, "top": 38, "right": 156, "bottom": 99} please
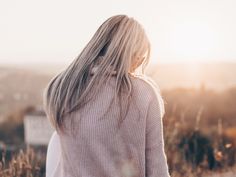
{"left": 0, "top": 145, "right": 45, "bottom": 177}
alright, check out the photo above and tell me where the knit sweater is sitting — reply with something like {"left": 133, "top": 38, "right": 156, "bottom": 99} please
{"left": 48, "top": 75, "right": 170, "bottom": 177}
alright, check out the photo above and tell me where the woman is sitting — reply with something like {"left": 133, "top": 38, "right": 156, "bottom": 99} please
{"left": 43, "top": 14, "right": 170, "bottom": 177}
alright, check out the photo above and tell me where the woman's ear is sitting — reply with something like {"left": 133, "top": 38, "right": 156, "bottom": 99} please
{"left": 130, "top": 55, "right": 145, "bottom": 73}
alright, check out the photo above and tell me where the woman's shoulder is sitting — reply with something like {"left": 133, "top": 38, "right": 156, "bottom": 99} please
{"left": 130, "top": 74, "right": 162, "bottom": 99}
{"left": 130, "top": 74, "right": 165, "bottom": 117}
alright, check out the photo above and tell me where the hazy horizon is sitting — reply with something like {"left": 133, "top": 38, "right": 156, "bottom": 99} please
{"left": 1, "top": 59, "right": 236, "bottom": 72}
{"left": 1, "top": 61, "right": 236, "bottom": 91}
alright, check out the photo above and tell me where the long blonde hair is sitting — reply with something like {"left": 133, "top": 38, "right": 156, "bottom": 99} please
{"left": 43, "top": 14, "right": 151, "bottom": 133}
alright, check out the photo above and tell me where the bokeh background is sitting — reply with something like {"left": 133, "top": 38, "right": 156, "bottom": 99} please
{"left": 1, "top": 0, "right": 236, "bottom": 176}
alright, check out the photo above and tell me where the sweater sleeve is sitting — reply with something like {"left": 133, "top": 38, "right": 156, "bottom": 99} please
{"left": 145, "top": 91, "right": 170, "bottom": 177}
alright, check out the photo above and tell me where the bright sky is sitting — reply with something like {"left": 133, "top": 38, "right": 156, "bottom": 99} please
{"left": 0, "top": 0, "right": 236, "bottom": 65}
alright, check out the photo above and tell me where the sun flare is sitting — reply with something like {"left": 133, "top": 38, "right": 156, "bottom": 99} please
{"left": 170, "top": 22, "right": 218, "bottom": 61}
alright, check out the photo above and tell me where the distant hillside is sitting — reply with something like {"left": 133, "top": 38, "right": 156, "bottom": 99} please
{"left": 0, "top": 66, "right": 52, "bottom": 122}
{"left": 3, "top": 62, "right": 236, "bottom": 90}
{"left": 14, "top": 62, "right": 236, "bottom": 91}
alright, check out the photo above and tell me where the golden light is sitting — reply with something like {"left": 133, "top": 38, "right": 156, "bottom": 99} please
{"left": 170, "top": 22, "right": 218, "bottom": 61}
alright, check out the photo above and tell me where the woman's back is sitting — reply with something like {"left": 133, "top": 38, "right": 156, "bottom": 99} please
{"left": 51, "top": 76, "right": 170, "bottom": 177}
{"left": 44, "top": 14, "right": 170, "bottom": 177}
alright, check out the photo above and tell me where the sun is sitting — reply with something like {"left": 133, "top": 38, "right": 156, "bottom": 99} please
{"left": 170, "top": 22, "right": 218, "bottom": 61}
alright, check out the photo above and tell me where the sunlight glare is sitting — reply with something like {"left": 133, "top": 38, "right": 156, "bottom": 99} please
{"left": 170, "top": 22, "right": 218, "bottom": 61}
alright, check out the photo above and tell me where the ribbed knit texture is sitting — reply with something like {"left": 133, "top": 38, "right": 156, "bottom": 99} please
{"left": 51, "top": 76, "right": 170, "bottom": 177}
